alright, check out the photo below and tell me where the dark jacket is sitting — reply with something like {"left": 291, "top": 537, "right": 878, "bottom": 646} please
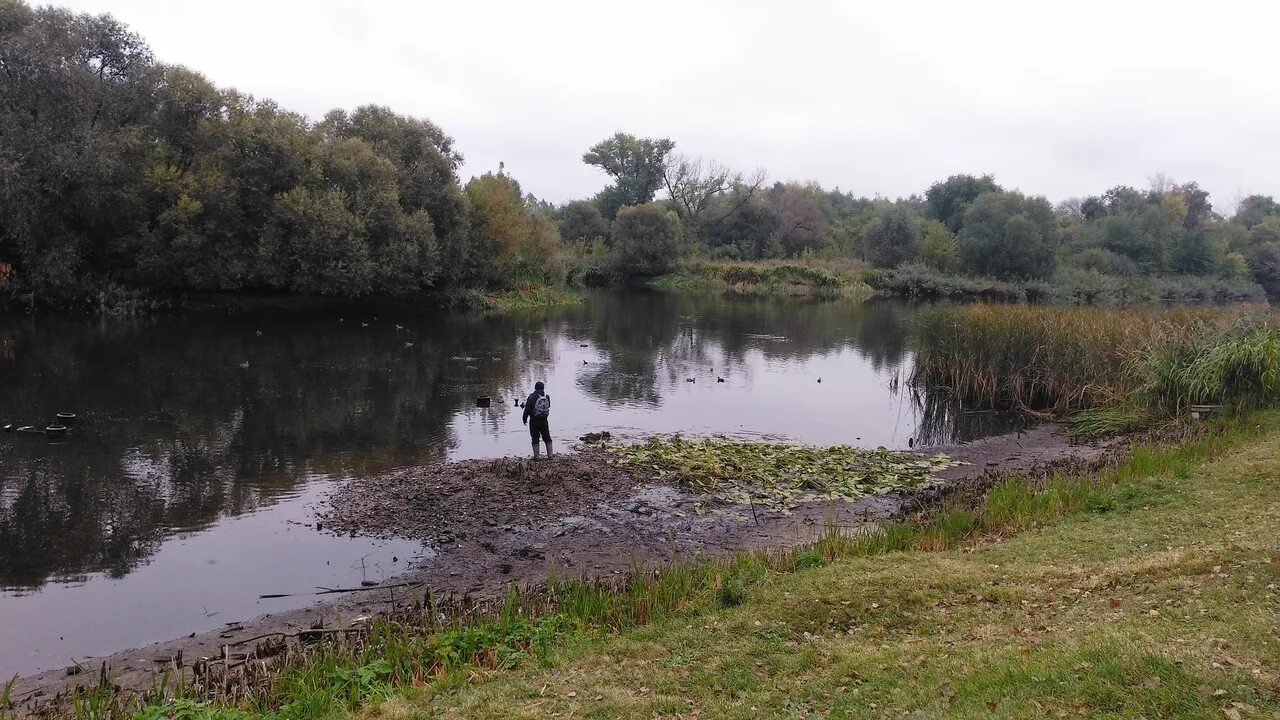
{"left": 523, "top": 391, "right": 549, "bottom": 422}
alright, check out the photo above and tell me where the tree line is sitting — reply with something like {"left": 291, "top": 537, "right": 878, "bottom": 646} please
{"left": 0, "top": 0, "right": 562, "bottom": 309}
{"left": 4, "top": 0, "right": 1280, "bottom": 309}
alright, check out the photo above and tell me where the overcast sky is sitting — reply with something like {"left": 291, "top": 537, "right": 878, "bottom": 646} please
{"left": 56, "top": 0, "right": 1280, "bottom": 212}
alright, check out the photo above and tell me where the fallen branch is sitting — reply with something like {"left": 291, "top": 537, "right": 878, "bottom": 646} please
{"left": 258, "top": 580, "right": 421, "bottom": 599}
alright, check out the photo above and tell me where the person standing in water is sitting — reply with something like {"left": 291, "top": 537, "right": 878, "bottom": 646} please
{"left": 522, "top": 381, "right": 553, "bottom": 458}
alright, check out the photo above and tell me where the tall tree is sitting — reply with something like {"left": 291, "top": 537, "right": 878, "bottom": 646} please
{"left": 861, "top": 205, "right": 921, "bottom": 268}
{"left": 924, "top": 174, "right": 1001, "bottom": 233}
{"left": 957, "top": 191, "right": 1059, "bottom": 279}
{"left": 662, "top": 154, "right": 765, "bottom": 224}
{"left": 582, "top": 133, "right": 675, "bottom": 219}
{"left": 559, "top": 200, "right": 609, "bottom": 243}
{"left": 696, "top": 192, "right": 779, "bottom": 260}
{"left": 765, "top": 183, "right": 826, "bottom": 256}
{"left": 1233, "top": 195, "right": 1280, "bottom": 229}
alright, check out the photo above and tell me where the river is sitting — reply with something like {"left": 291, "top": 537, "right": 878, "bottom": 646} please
{"left": 0, "top": 291, "right": 1021, "bottom": 677}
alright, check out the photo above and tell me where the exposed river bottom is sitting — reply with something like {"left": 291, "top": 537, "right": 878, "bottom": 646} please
{"left": 7, "top": 425, "right": 1125, "bottom": 709}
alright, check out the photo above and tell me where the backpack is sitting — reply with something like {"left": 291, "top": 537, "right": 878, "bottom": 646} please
{"left": 533, "top": 393, "right": 551, "bottom": 417}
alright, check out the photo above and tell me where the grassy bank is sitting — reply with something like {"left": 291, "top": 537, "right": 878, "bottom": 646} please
{"left": 15, "top": 414, "right": 1279, "bottom": 719}
{"left": 650, "top": 261, "right": 874, "bottom": 300}
{"left": 909, "top": 305, "right": 1280, "bottom": 432}
{"left": 472, "top": 285, "right": 583, "bottom": 312}
{"left": 375, "top": 418, "right": 1279, "bottom": 719}
{"left": 867, "top": 264, "right": 1267, "bottom": 305}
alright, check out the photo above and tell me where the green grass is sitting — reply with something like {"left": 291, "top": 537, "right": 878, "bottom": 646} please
{"left": 479, "top": 285, "right": 582, "bottom": 311}
{"left": 650, "top": 261, "right": 874, "bottom": 300}
{"left": 353, "top": 413, "right": 1278, "bottom": 719}
{"left": 24, "top": 413, "right": 1280, "bottom": 719}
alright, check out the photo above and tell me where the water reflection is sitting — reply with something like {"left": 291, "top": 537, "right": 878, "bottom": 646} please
{"left": 1, "top": 293, "right": 1010, "bottom": 594}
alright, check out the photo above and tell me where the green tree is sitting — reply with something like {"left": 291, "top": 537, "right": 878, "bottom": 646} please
{"left": 1079, "top": 212, "right": 1164, "bottom": 272}
{"left": 765, "top": 183, "right": 827, "bottom": 256}
{"left": 696, "top": 193, "right": 779, "bottom": 260}
{"left": 320, "top": 105, "right": 467, "bottom": 287}
{"left": 559, "top": 200, "right": 609, "bottom": 243}
{"left": 861, "top": 205, "right": 921, "bottom": 268}
{"left": 465, "top": 172, "right": 558, "bottom": 287}
{"left": 257, "top": 186, "right": 370, "bottom": 296}
{"left": 0, "top": 0, "right": 160, "bottom": 299}
{"left": 1168, "top": 227, "right": 1223, "bottom": 276}
{"left": 924, "top": 174, "right": 1001, "bottom": 233}
{"left": 957, "top": 191, "right": 1059, "bottom": 279}
{"left": 1247, "top": 242, "right": 1280, "bottom": 301}
{"left": 583, "top": 133, "right": 675, "bottom": 219}
{"left": 1233, "top": 195, "right": 1280, "bottom": 229}
{"left": 917, "top": 220, "right": 958, "bottom": 272}
{"left": 610, "top": 203, "right": 682, "bottom": 277}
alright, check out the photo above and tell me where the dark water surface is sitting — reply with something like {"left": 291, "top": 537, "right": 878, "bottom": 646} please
{"left": 0, "top": 292, "right": 1017, "bottom": 676}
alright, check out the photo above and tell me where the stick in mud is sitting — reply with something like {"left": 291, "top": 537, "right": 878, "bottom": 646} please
{"left": 258, "top": 581, "right": 421, "bottom": 599}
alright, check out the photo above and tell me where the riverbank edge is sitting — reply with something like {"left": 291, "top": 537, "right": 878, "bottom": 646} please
{"left": 4, "top": 424, "right": 1130, "bottom": 717}
{"left": 0, "top": 283, "right": 586, "bottom": 318}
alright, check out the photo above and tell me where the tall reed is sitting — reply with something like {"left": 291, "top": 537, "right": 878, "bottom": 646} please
{"left": 909, "top": 304, "right": 1279, "bottom": 415}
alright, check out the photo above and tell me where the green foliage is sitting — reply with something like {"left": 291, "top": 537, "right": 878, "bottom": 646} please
{"left": 1232, "top": 194, "right": 1280, "bottom": 229}
{"left": 582, "top": 133, "right": 675, "bottom": 219}
{"left": 609, "top": 203, "right": 683, "bottom": 277}
{"left": 861, "top": 205, "right": 920, "bottom": 268}
{"left": 558, "top": 200, "right": 609, "bottom": 243}
{"left": 0, "top": 2, "right": 484, "bottom": 309}
{"left": 464, "top": 172, "right": 562, "bottom": 288}
{"left": 649, "top": 261, "right": 872, "bottom": 299}
{"left": 764, "top": 183, "right": 827, "bottom": 256}
{"left": 924, "top": 173, "right": 1002, "bottom": 233}
{"left": 1065, "top": 247, "right": 1138, "bottom": 276}
{"left": 695, "top": 193, "right": 779, "bottom": 260}
{"left": 1247, "top": 241, "right": 1280, "bottom": 300}
{"left": 916, "top": 219, "right": 957, "bottom": 272}
{"left": 911, "top": 304, "right": 1280, "bottom": 420}
{"left": 609, "top": 436, "right": 959, "bottom": 511}
{"left": 1134, "top": 320, "right": 1280, "bottom": 414}
{"left": 957, "top": 191, "right": 1059, "bottom": 279}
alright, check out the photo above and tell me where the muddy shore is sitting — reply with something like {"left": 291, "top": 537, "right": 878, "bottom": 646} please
{"left": 6, "top": 425, "right": 1125, "bottom": 709}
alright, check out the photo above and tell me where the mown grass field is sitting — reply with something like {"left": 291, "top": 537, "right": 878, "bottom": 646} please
{"left": 335, "top": 418, "right": 1280, "bottom": 719}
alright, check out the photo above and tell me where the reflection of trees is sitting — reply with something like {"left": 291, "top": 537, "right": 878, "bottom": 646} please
{"left": 0, "top": 313, "right": 524, "bottom": 589}
{"left": 560, "top": 292, "right": 916, "bottom": 404}
{"left": 0, "top": 294, "right": 980, "bottom": 589}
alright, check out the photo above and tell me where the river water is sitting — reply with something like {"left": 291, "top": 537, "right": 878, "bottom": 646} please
{"left": 0, "top": 291, "right": 1019, "bottom": 677}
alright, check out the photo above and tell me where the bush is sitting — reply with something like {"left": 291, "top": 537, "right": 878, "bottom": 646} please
{"left": 610, "top": 203, "right": 683, "bottom": 278}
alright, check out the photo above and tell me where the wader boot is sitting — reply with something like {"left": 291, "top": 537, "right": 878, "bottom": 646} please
{"left": 532, "top": 441, "right": 541, "bottom": 459}
{"left": 545, "top": 440, "right": 554, "bottom": 458}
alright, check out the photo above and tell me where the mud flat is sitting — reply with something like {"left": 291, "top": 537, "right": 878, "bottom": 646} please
{"left": 6, "top": 425, "right": 1124, "bottom": 707}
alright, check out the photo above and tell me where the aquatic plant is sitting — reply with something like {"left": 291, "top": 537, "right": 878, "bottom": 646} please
{"left": 609, "top": 436, "right": 959, "bottom": 511}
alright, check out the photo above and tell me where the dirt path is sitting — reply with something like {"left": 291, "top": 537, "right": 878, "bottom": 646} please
{"left": 6, "top": 425, "right": 1125, "bottom": 710}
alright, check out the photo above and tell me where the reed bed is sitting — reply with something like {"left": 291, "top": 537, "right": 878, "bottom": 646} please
{"left": 909, "top": 304, "right": 1280, "bottom": 418}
